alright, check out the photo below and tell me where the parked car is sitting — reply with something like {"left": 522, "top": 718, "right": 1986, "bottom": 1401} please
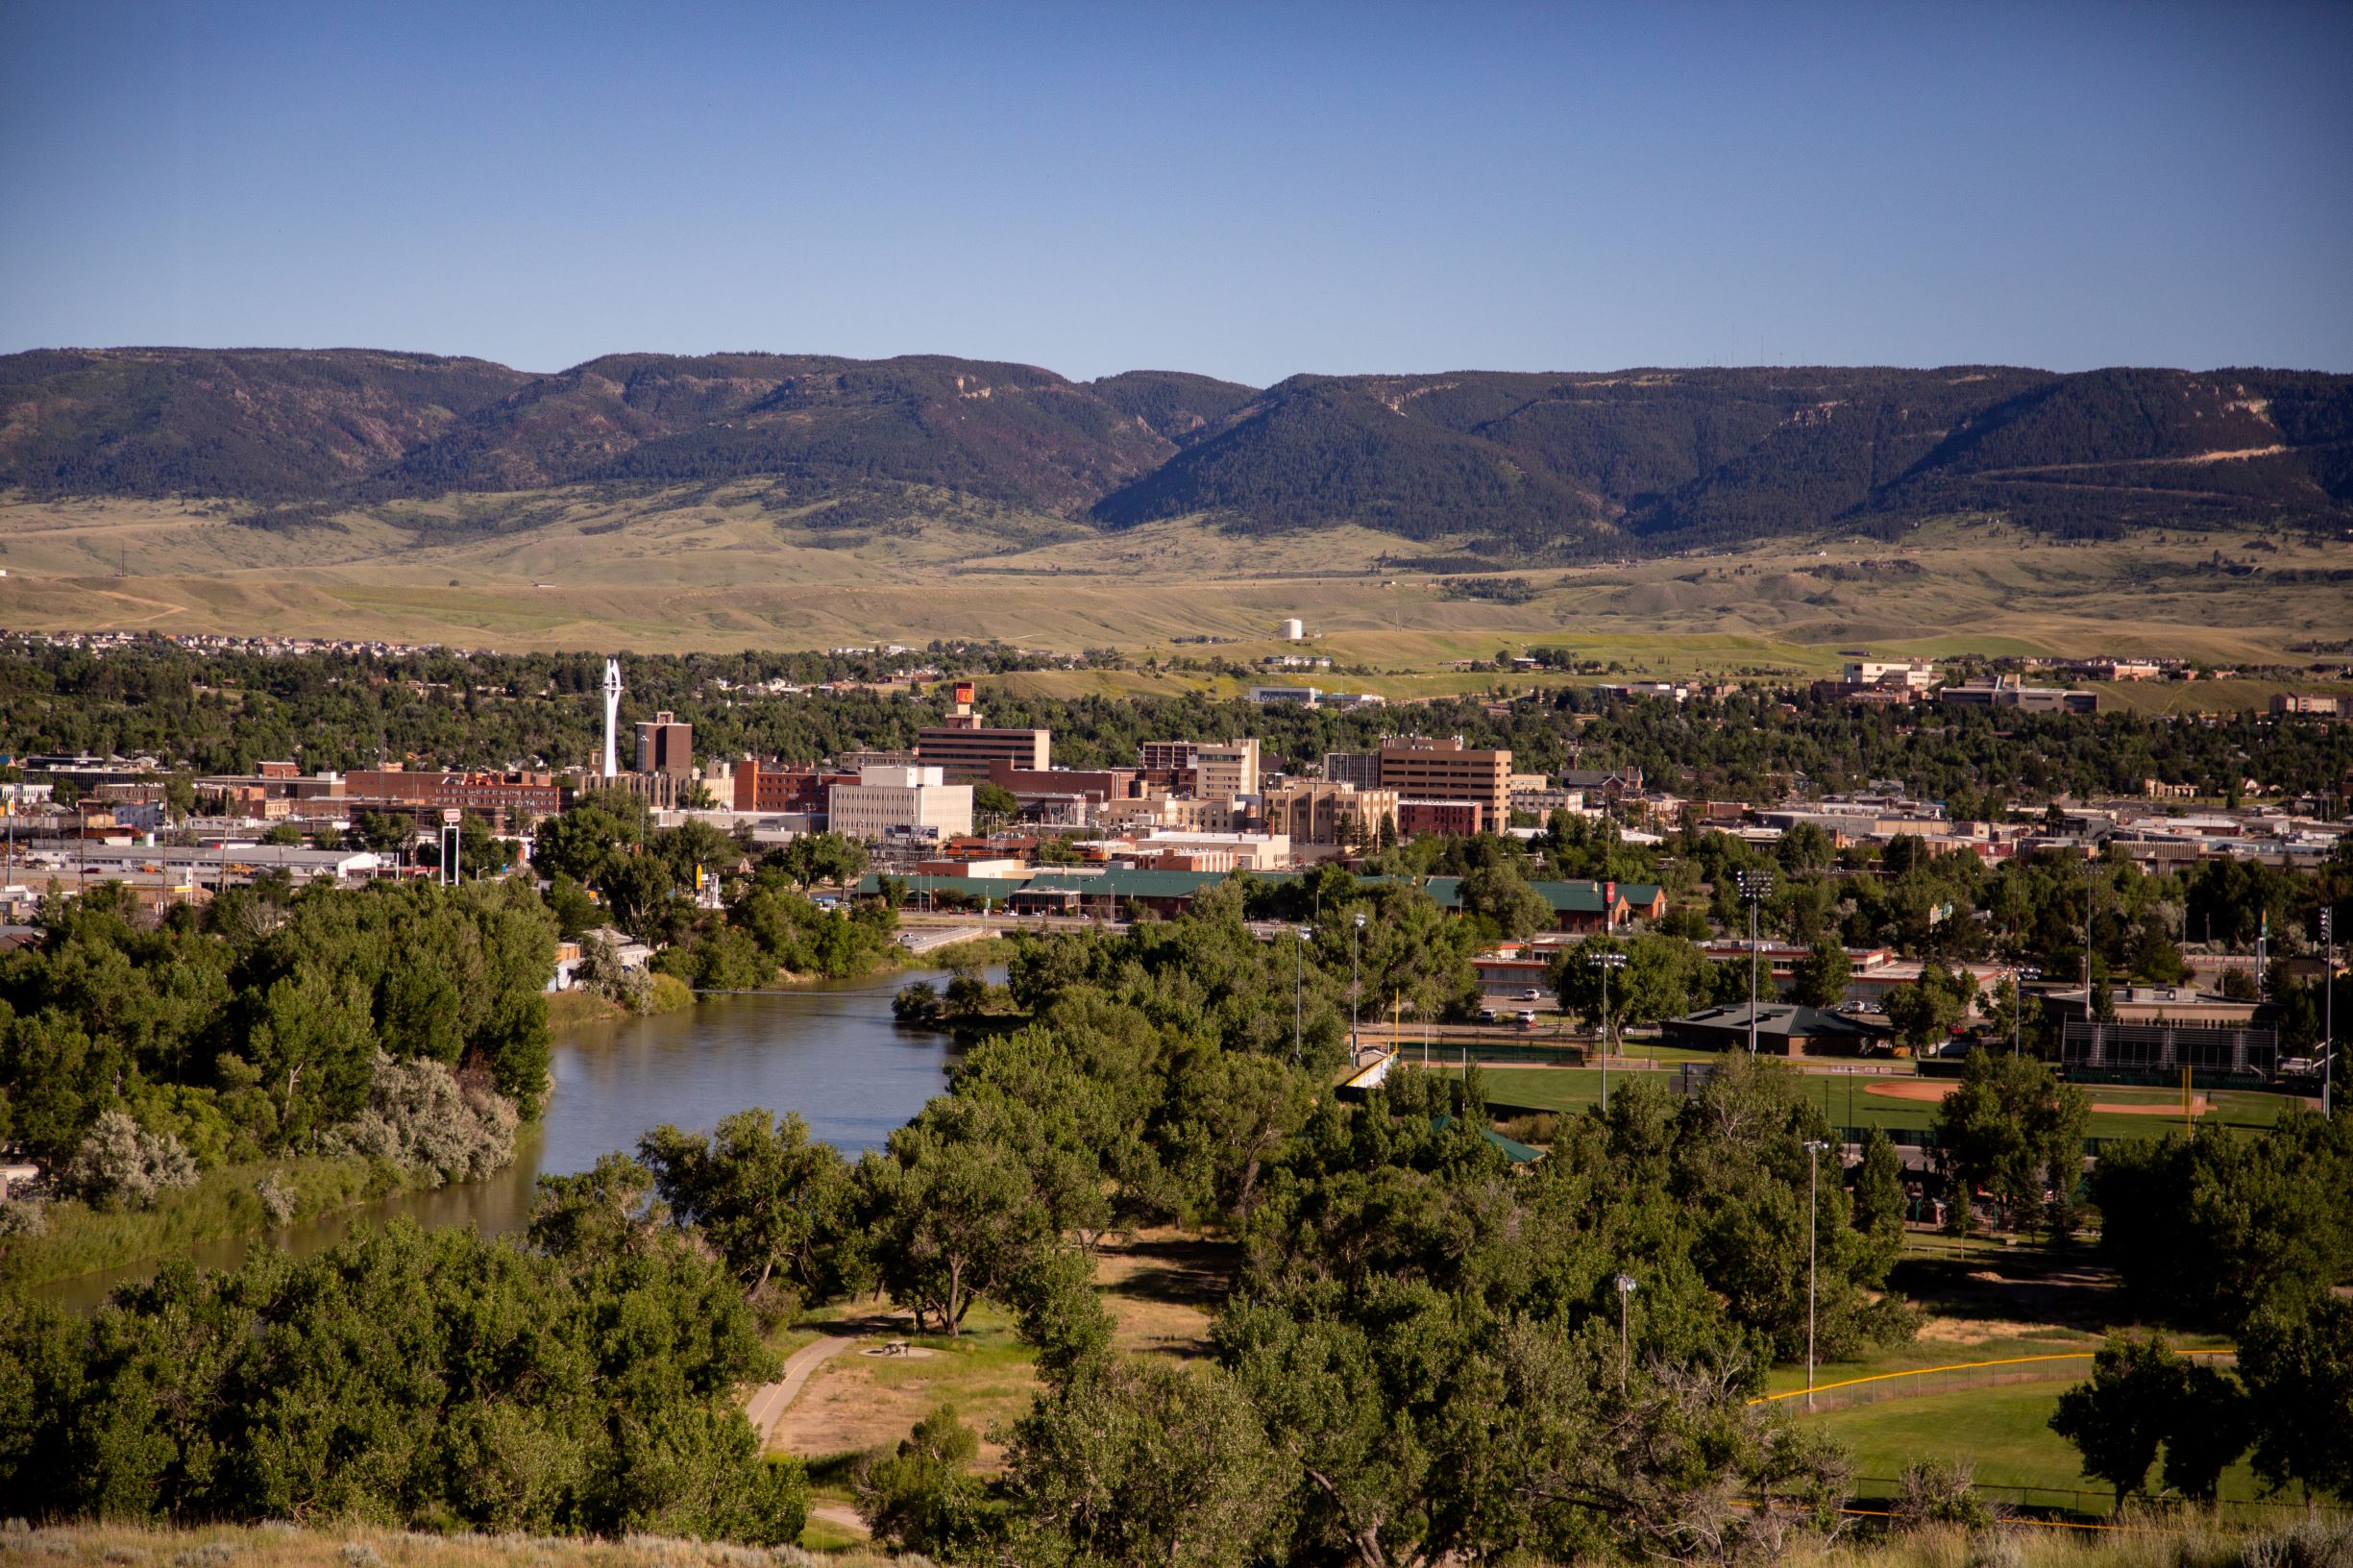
{"left": 1517, "top": 988, "right": 1544, "bottom": 1001}
{"left": 1518, "top": 1011, "right": 1539, "bottom": 1029}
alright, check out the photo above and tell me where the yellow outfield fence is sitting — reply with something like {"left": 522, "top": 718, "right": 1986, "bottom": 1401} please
{"left": 1751, "top": 1349, "right": 2237, "bottom": 1412}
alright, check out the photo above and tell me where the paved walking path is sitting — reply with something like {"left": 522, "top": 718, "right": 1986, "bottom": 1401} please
{"left": 745, "top": 1334, "right": 856, "bottom": 1447}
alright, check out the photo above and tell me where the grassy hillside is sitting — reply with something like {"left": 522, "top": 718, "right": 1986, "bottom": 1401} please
{"left": 2, "top": 491, "right": 2346, "bottom": 686}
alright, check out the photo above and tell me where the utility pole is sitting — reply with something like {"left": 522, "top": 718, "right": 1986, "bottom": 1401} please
{"left": 2083, "top": 853, "right": 2096, "bottom": 996}
{"left": 1592, "top": 947, "right": 1628, "bottom": 1113}
{"left": 1803, "top": 1139, "right": 1828, "bottom": 1409}
{"left": 1738, "top": 870, "right": 1773, "bottom": 1054}
{"left": 2323, "top": 907, "right": 2336, "bottom": 1120}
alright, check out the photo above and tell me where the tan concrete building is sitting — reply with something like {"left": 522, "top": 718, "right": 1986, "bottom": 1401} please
{"left": 1378, "top": 737, "right": 1510, "bottom": 831}
{"left": 1191, "top": 739, "right": 1261, "bottom": 800}
{"left": 828, "top": 765, "right": 974, "bottom": 842}
{"left": 1264, "top": 777, "right": 1397, "bottom": 847}
{"left": 1098, "top": 795, "right": 1242, "bottom": 834}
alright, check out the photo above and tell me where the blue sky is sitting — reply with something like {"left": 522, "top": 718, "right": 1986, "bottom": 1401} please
{"left": 2, "top": 1, "right": 2348, "bottom": 384}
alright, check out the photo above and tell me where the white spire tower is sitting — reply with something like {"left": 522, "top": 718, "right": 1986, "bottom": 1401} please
{"left": 601, "top": 658, "right": 624, "bottom": 778}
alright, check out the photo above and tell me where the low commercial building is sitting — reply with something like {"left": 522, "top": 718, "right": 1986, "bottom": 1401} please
{"left": 1940, "top": 679, "right": 2098, "bottom": 714}
{"left": 1098, "top": 795, "right": 1243, "bottom": 834}
{"left": 340, "top": 769, "right": 564, "bottom": 826}
{"left": 1841, "top": 659, "right": 1938, "bottom": 690}
{"left": 1660, "top": 1002, "right": 1895, "bottom": 1057}
{"left": 1398, "top": 799, "right": 1486, "bottom": 839}
{"left": 731, "top": 760, "right": 858, "bottom": 815}
{"left": 985, "top": 759, "right": 1140, "bottom": 807}
{"left": 1131, "top": 829, "right": 1289, "bottom": 871}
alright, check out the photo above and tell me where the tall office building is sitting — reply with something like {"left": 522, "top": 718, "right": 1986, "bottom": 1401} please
{"left": 915, "top": 685, "right": 1049, "bottom": 783}
{"left": 634, "top": 711, "right": 693, "bottom": 776}
{"left": 1377, "top": 736, "right": 1510, "bottom": 830}
{"left": 1192, "top": 739, "right": 1260, "bottom": 799}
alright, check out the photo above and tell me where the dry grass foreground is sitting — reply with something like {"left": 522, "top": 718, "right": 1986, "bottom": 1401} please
{"left": 765, "top": 1230, "right": 1225, "bottom": 1471}
{"left": 2, "top": 488, "right": 2347, "bottom": 678}
{"left": 0, "top": 1520, "right": 891, "bottom": 1567}
{"left": 11, "top": 1514, "right": 2350, "bottom": 1568}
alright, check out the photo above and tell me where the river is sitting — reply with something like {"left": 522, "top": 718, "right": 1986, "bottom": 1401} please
{"left": 37, "top": 967, "right": 965, "bottom": 1313}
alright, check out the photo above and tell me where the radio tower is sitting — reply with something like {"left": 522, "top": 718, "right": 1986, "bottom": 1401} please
{"left": 601, "top": 659, "right": 623, "bottom": 778}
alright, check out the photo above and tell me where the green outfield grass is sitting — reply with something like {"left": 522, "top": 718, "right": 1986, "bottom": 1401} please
{"left": 1457, "top": 1065, "right": 2296, "bottom": 1140}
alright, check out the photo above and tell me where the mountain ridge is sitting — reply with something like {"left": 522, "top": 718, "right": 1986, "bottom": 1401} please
{"left": 3, "top": 347, "right": 2346, "bottom": 551}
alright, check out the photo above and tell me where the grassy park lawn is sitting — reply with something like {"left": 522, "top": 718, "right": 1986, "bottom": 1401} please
{"left": 1804, "top": 1384, "right": 2097, "bottom": 1500}
{"left": 1802, "top": 1383, "right": 2273, "bottom": 1515}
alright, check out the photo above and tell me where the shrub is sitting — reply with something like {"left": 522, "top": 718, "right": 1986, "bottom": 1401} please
{"left": 0, "top": 1200, "right": 48, "bottom": 1239}
{"left": 254, "top": 1170, "right": 298, "bottom": 1226}
{"left": 67, "top": 1110, "right": 199, "bottom": 1212}
{"left": 1893, "top": 1458, "right": 1995, "bottom": 1531}
{"left": 328, "top": 1053, "right": 518, "bottom": 1186}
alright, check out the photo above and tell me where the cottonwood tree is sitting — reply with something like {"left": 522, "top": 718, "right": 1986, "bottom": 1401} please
{"left": 638, "top": 1107, "right": 854, "bottom": 1307}
{"left": 853, "top": 1114, "right": 1057, "bottom": 1336}
{"left": 1000, "top": 1357, "right": 1282, "bottom": 1568}
{"left": 1932, "top": 1046, "right": 2090, "bottom": 1234}
{"left": 2049, "top": 1334, "right": 2183, "bottom": 1514}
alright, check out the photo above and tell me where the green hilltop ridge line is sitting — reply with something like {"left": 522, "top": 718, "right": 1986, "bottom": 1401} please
{"left": 3, "top": 348, "right": 2348, "bottom": 549}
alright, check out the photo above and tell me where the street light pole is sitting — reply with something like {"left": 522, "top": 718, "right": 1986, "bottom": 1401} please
{"left": 1293, "top": 925, "right": 1311, "bottom": 1065}
{"left": 1352, "top": 911, "right": 1367, "bottom": 1054}
{"left": 1803, "top": 1139, "right": 1827, "bottom": 1409}
{"left": 1614, "top": 1272, "right": 1637, "bottom": 1390}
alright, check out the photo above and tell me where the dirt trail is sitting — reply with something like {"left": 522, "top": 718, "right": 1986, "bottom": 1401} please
{"left": 745, "top": 1334, "right": 856, "bottom": 1447}
{"left": 1863, "top": 1079, "right": 2212, "bottom": 1116}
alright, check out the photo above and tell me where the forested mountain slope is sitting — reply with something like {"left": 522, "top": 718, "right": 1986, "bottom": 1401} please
{"left": 3, "top": 348, "right": 2346, "bottom": 549}
{"left": 1093, "top": 365, "right": 2353, "bottom": 547}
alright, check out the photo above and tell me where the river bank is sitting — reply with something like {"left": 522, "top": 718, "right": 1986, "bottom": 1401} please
{"left": 17, "top": 967, "right": 968, "bottom": 1313}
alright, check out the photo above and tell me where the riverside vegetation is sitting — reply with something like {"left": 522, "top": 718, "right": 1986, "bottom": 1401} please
{"left": 7, "top": 876, "right": 2349, "bottom": 1562}
{"left": 0, "top": 877, "right": 552, "bottom": 1286}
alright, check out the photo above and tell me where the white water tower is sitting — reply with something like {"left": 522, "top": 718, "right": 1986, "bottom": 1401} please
{"left": 1281, "top": 617, "right": 1305, "bottom": 641}
{"left": 601, "top": 658, "right": 624, "bottom": 778}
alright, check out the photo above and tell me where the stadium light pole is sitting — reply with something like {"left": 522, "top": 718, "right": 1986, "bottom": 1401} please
{"left": 1738, "top": 870, "right": 1773, "bottom": 1054}
{"left": 2012, "top": 966, "right": 2040, "bottom": 1055}
{"left": 1803, "top": 1139, "right": 1829, "bottom": 1409}
{"left": 2323, "top": 908, "right": 2335, "bottom": 1119}
{"left": 1591, "top": 948, "right": 1628, "bottom": 1112}
{"left": 1614, "top": 1272, "right": 1637, "bottom": 1390}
